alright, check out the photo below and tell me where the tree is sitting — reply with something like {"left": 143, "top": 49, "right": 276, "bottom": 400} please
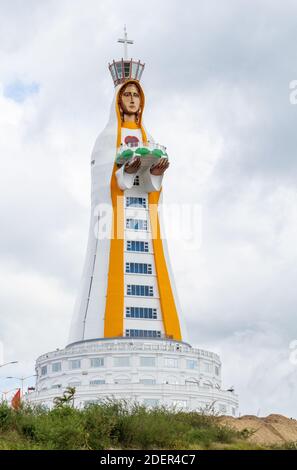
{"left": 53, "top": 387, "right": 76, "bottom": 408}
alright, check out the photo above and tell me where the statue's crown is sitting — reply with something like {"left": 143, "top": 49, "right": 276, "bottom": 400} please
{"left": 108, "top": 59, "right": 145, "bottom": 87}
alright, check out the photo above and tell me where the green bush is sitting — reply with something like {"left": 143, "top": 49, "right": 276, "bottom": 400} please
{"left": 0, "top": 400, "right": 258, "bottom": 450}
{"left": 112, "top": 404, "right": 188, "bottom": 449}
{"left": 0, "top": 402, "right": 14, "bottom": 431}
{"left": 33, "top": 407, "right": 86, "bottom": 450}
{"left": 82, "top": 404, "right": 118, "bottom": 450}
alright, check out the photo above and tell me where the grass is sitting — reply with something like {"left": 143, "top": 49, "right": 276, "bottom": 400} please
{"left": 0, "top": 400, "right": 295, "bottom": 450}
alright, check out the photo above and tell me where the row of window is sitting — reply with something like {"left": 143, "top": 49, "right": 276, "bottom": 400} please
{"left": 110, "top": 61, "right": 143, "bottom": 82}
{"left": 126, "top": 196, "right": 146, "bottom": 208}
{"left": 126, "top": 218, "right": 148, "bottom": 231}
{"left": 42, "top": 357, "right": 104, "bottom": 375}
{"left": 47, "top": 378, "right": 215, "bottom": 389}
{"left": 126, "top": 307, "right": 157, "bottom": 319}
{"left": 125, "top": 262, "right": 152, "bottom": 274}
{"left": 127, "top": 284, "right": 154, "bottom": 297}
{"left": 126, "top": 240, "right": 149, "bottom": 252}
{"left": 125, "top": 329, "right": 161, "bottom": 338}
{"left": 41, "top": 358, "right": 219, "bottom": 375}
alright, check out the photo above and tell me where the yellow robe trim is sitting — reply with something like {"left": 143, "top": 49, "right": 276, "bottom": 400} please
{"left": 121, "top": 121, "right": 140, "bottom": 129}
{"left": 148, "top": 190, "right": 182, "bottom": 341}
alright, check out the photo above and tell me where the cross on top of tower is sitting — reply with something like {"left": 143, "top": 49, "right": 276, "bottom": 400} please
{"left": 109, "top": 27, "right": 144, "bottom": 87}
{"left": 117, "top": 25, "right": 134, "bottom": 60}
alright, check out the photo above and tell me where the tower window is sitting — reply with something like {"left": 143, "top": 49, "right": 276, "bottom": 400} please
{"left": 186, "top": 360, "right": 198, "bottom": 370}
{"left": 90, "top": 357, "right": 104, "bottom": 368}
{"left": 125, "top": 262, "right": 152, "bottom": 274}
{"left": 127, "top": 285, "right": 154, "bottom": 297}
{"left": 140, "top": 356, "right": 156, "bottom": 367}
{"left": 69, "top": 359, "right": 81, "bottom": 370}
{"left": 126, "top": 196, "right": 146, "bottom": 208}
{"left": 114, "top": 356, "right": 130, "bottom": 367}
{"left": 133, "top": 175, "right": 140, "bottom": 186}
{"left": 126, "top": 307, "right": 157, "bottom": 319}
{"left": 126, "top": 241, "right": 149, "bottom": 252}
{"left": 90, "top": 379, "right": 106, "bottom": 386}
{"left": 52, "top": 362, "right": 62, "bottom": 373}
{"left": 124, "top": 62, "right": 131, "bottom": 78}
{"left": 125, "top": 329, "right": 161, "bottom": 338}
{"left": 116, "top": 62, "right": 123, "bottom": 79}
{"left": 126, "top": 218, "right": 148, "bottom": 230}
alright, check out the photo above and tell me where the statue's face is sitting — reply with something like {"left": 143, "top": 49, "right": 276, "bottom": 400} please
{"left": 120, "top": 84, "right": 141, "bottom": 115}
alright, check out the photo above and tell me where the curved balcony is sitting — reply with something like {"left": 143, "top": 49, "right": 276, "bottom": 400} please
{"left": 36, "top": 338, "right": 220, "bottom": 364}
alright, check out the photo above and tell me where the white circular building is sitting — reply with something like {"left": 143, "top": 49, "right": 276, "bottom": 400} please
{"left": 28, "top": 338, "right": 238, "bottom": 415}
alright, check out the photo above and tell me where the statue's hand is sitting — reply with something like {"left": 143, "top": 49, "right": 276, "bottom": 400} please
{"left": 150, "top": 158, "right": 170, "bottom": 176}
{"left": 124, "top": 156, "right": 141, "bottom": 174}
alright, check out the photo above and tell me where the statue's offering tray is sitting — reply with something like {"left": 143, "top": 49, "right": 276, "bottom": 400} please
{"left": 115, "top": 141, "right": 168, "bottom": 171}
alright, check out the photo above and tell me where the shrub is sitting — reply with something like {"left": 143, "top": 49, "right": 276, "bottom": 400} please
{"left": 0, "top": 402, "right": 14, "bottom": 431}
{"left": 35, "top": 406, "right": 87, "bottom": 450}
{"left": 82, "top": 404, "right": 118, "bottom": 449}
{"left": 0, "top": 401, "right": 258, "bottom": 450}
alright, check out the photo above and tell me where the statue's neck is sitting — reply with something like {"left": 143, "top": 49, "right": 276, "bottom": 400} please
{"left": 123, "top": 114, "right": 137, "bottom": 123}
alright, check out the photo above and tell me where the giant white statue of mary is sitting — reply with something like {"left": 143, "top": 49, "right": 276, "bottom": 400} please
{"left": 68, "top": 52, "right": 188, "bottom": 345}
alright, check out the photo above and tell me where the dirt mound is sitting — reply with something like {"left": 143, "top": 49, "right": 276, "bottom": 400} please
{"left": 219, "top": 413, "right": 297, "bottom": 446}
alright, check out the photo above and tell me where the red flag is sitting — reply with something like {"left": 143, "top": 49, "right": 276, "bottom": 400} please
{"left": 11, "top": 388, "right": 21, "bottom": 410}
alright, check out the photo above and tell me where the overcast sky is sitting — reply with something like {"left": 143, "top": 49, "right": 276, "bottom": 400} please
{"left": 1, "top": 0, "right": 297, "bottom": 417}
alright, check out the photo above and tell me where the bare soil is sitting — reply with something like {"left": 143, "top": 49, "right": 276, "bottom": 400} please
{"left": 219, "top": 414, "right": 297, "bottom": 446}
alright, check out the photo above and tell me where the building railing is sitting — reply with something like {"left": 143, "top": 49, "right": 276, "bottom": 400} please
{"left": 36, "top": 339, "right": 221, "bottom": 364}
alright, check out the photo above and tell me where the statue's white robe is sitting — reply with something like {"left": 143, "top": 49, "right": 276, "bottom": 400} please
{"left": 68, "top": 84, "right": 189, "bottom": 345}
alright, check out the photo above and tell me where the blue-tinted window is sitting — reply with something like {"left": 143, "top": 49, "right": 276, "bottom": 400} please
{"left": 90, "top": 379, "right": 105, "bottom": 385}
{"left": 116, "top": 62, "right": 123, "bottom": 78}
{"left": 126, "top": 307, "right": 157, "bottom": 319}
{"left": 126, "top": 218, "right": 148, "bottom": 230}
{"left": 69, "top": 359, "right": 81, "bottom": 370}
{"left": 124, "top": 62, "right": 131, "bottom": 78}
{"left": 90, "top": 358, "right": 104, "bottom": 368}
{"left": 126, "top": 241, "right": 149, "bottom": 252}
{"left": 126, "top": 197, "right": 146, "bottom": 208}
{"left": 125, "top": 262, "right": 152, "bottom": 274}
{"left": 52, "top": 362, "right": 61, "bottom": 373}
{"left": 125, "top": 329, "right": 161, "bottom": 338}
{"left": 127, "top": 285, "right": 154, "bottom": 297}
